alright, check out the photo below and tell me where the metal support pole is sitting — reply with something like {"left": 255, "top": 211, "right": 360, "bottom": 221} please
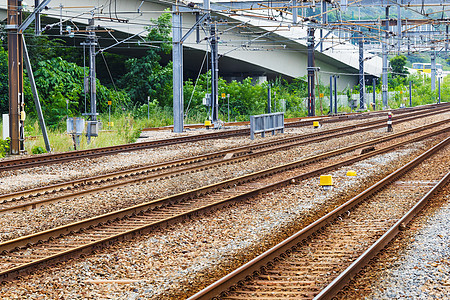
{"left": 409, "top": 80, "right": 412, "bottom": 107}
{"left": 35, "top": 0, "right": 41, "bottom": 35}
{"left": 22, "top": 36, "right": 51, "bottom": 152}
{"left": 210, "top": 23, "right": 219, "bottom": 124}
{"left": 372, "top": 78, "right": 376, "bottom": 110}
{"left": 7, "top": 0, "right": 22, "bottom": 154}
{"left": 397, "top": 3, "right": 401, "bottom": 54}
{"left": 334, "top": 75, "right": 338, "bottom": 114}
{"left": 88, "top": 21, "right": 97, "bottom": 123}
{"left": 382, "top": 6, "right": 389, "bottom": 109}
{"left": 359, "top": 38, "right": 364, "bottom": 110}
{"left": 438, "top": 77, "right": 441, "bottom": 104}
{"left": 172, "top": 7, "right": 183, "bottom": 133}
{"left": 147, "top": 96, "right": 150, "bottom": 120}
{"left": 227, "top": 94, "right": 230, "bottom": 122}
{"left": 18, "top": 6, "right": 24, "bottom": 153}
{"left": 431, "top": 49, "right": 436, "bottom": 91}
{"left": 267, "top": 84, "right": 271, "bottom": 113}
{"left": 321, "top": 1, "right": 327, "bottom": 52}
{"left": 329, "top": 76, "right": 333, "bottom": 114}
{"left": 292, "top": 0, "right": 297, "bottom": 24}
{"left": 81, "top": 18, "right": 98, "bottom": 143}
{"left": 446, "top": 25, "right": 449, "bottom": 51}
{"left": 307, "top": 27, "right": 316, "bottom": 117}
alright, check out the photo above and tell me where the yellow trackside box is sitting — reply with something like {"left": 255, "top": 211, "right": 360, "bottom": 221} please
{"left": 319, "top": 175, "right": 333, "bottom": 186}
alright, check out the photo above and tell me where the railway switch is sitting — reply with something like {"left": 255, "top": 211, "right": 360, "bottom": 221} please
{"left": 387, "top": 112, "right": 393, "bottom": 132}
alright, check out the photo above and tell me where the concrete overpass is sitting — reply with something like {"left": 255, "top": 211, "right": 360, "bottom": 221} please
{"left": 0, "top": 0, "right": 382, "bottom": 89}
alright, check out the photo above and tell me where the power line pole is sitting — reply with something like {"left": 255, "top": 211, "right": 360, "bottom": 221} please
{"left": 172, "top": 6, "right": 183, "bottom": 133}
{"left": 7, "top": 0, "right": 24, "bottom": 155}
{"left": 307, "top": 27, "right": 316, "bottom": 117}
{"left": 431, "top": 48, "right": 436, "bottom": 91}
{"left": 81, "top": 18, "right": 99, "bottom": 142}
{"left": 382, "top": 6, "right": 389, "bottom": 108}
{"left": 359, "top": 37, "right": 365, "bottom": 110}
{"left": 210, "top": 22, "right": 219, "bottom": 124}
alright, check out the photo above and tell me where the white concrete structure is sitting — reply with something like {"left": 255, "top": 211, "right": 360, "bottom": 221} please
{"left": 0, "top": 0, "right": 382, "bottom": 89}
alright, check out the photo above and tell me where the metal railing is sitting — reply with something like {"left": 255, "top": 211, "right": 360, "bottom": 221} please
{"left": 250, "top": 112, "right": 284, "bottom": 140}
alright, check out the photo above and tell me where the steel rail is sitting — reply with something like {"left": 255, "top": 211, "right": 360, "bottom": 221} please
{"left": 0, "top": 103, "right": 448, "bottom": 173}
{"left": 315, "top": 170, "right": 450, "bottom": 299}
{"left": 0, "top": 126, "right": 448, "bottom": 282}
{"left": 187, "top": 136, "right": 450, "bottom": 300}
{"left": 142, "top": 103, "right": 449, "bottom": 131}
{"left": 1, "top": 113, "right": 447, "bottom": 214}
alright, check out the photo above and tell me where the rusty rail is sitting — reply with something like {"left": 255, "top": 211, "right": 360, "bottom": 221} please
{"left": 0, "top": 125, "right": 448, "bottom": 282}
{"left": 187, "top": 136, "right": 450, "bottom": 300}
{"left": 1, "top": 103, "right": 448, "bottom": 173}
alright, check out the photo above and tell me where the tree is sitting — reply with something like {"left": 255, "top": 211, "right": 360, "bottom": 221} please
{"left": 31, "top": 57, "right": 129, "bottom": 127}
{"left": 390, "top": 55, "right": 409, "bottom": 77}
{"left": 119, "top": 11, "right": 173, "bottom": 107}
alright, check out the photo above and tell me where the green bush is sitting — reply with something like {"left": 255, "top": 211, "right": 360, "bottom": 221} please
{"left": 31, "top": 145, "right": 46, "bottom": 154}
{"left": 0, "top": 138, "right": 10, "bottom": 157}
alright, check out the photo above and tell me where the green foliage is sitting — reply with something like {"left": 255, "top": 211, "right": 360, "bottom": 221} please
{"left": 119, "top": 11, "right": 173, "bottom": 107}
{"left": 390, "top": 55, "right": 409, "bottom": 78}
{"left": 0, "top": 44, "right": 8, "bottom": 114}
{"left": 31, "top": 145, "right": 46, "bottom": 154}
{"left": 0, "top": 138, "right": 10, "bottom": 157}
{"left": 31, "top": 57, "right": 130, "bottom": 128}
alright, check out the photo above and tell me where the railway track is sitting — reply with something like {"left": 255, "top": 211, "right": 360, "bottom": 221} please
{"left": 187, "top": 136, "right": 450, "bottom": 300}
{"left": 142, "top": 103, "right": 448, "bottom": 131}
{"left": 1, "top": 103, "right": 448, "bottom": 173}
{"left": 0, "top": 122, "right": 448, "bottom": 283}
{"left": 0, "top": 113, "right": 448, "bottom": 215}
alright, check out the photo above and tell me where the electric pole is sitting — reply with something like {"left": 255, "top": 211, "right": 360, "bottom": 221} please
{"left": 210, "top": 22, "right": 219, "bottom": 124}
{"left": 7, "top": 0, "right": 25, "bottom": 154}
{"left": 81, "top": 18, "right": 99, "bottom": 142}
{"left": 307, "top": 27, "right": 316, "bottom": 117}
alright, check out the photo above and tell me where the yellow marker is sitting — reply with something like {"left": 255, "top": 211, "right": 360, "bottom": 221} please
{"left": 319, "top": 175, "right": 333, "bottom": 186}
{"left": 108, "top": 101, "right": 112, "bottom": 106}
{"left": 319, "top": 93, "right": 324, "bottom": 98}
{"left": 346, "top": 171, "right": 357, "bottom": 176}
{"left": 313, "top": 121, "right": 320, "bottom": 128}
{"left": 205, "top": 120, "right": 212, "bottom": 127}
